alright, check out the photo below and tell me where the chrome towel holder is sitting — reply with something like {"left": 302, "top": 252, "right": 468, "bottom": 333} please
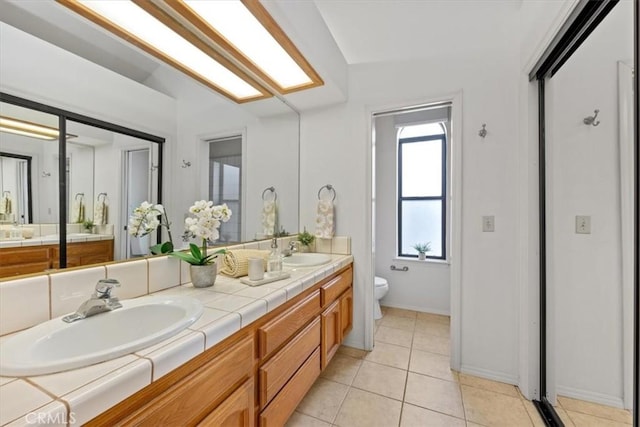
{"left": 583, "top": 109, "right": 600, "bottom": 126}
{"left": 262, "top": 186, "right": 277, "bottom": 201}
{"left": 317, "top": 184, "right": 336, "bottom": 201}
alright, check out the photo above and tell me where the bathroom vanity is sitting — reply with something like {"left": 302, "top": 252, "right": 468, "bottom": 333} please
{"left": 90, "top": 264, "right": 353, "bottom": 426}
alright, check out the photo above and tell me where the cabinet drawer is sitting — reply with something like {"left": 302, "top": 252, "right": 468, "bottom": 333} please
{"left": 120, "top": 337, "right": 254, "bottom": 426}
{"left": 259, "top": 317, "right": 320, "bottom": 409}
{"left": 259, "top": 348, "right": 321, "bottom": 427}
{"left": 321, "top": 300, "right": 341, "bottom": 369}
{"left": 320, "top": 268, "right": 353, "bottom": 306}
{"left": 197, "top": 378, "right": 254, "bottom": 427}
{"left": 259, "top": 290, "right": 320, "bottom": 359}
{"left": 340, "top": 287, "right": 354, "bottom": 338}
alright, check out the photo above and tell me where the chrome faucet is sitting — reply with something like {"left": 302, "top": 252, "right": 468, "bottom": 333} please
{"left": 282, "top": 241, "right": 299, "bottom": 257}
{"left": 62, "top": 279, "right": 122, "bottom": 323}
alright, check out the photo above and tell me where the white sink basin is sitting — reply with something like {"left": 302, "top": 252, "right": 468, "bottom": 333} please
{"left": 283, "top": 253, "right": 332, "bottom": 267}
{"left": 0, "top": 295, "right": 203, "bottom": 377}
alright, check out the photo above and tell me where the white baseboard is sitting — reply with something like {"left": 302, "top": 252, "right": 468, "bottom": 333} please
{"left": 557, "top": 385, "right": 626, "bottom": 409}
{"left": 460, "top": 365, "right": 518, "bottom": 386}
{"left": 380, "top": 301, "right": 450, "bottom": 316}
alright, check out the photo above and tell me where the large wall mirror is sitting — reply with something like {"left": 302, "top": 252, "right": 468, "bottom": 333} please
{"left": 531, "top": 0, "right": 635, "bottom": 424}
{"left": 0, "top": 2, "right": 300, "bottom": 277}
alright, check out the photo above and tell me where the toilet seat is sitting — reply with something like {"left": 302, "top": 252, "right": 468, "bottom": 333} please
{"left": 375, "top": 276, "right": 387, "bottom": 287}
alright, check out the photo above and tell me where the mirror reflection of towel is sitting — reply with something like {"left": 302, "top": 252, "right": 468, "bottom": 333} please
{"left": 94, "top": 200, "right": 107, "bottom": 225}
{"left": 315, "top": 200, "right": 335, "bottom": 239}
{"left": 71, "top": 200, "right": 85, "bottom": 223}
{"left": 261, "top": 200, "right": 277, "bottom": 236}
{"left": 0, "top": 196, "right": 11, "bottom": 214}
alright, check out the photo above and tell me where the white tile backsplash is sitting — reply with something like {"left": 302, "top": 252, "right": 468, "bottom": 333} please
{"left": 148, "top": 256, "right": 181, "bottom": 293}
{"left": 50, "top": 266, "right": 107, "bottom": 318}
{"left": 105, "top": 259, "right": 148, "bottom": 299}
{"left": 0, "top": 276, "right": 49, "bottom": 335}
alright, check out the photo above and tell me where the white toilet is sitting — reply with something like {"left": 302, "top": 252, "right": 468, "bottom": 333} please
{"left": 374, "top": 276, "right": 389, "bottom": 320}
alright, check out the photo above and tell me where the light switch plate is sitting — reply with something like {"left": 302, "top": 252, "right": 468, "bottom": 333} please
{"left": 482, "top": 216, "right": 495, "bottom": 232}
{"left": 575, "top": 215, "right": 591, "bottom": 234}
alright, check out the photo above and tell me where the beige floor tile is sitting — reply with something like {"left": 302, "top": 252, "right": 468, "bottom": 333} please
{"left": 286, "top": 412, "right": 332, "bottom": 427}
{"left": 565, "top": 410, "right": 632, "bottom": 427}
{"left": 404, "top": 372, "right": 465, "bottom": 419}
{"left": 296, "top": 378, "right": 349, "bottom": 423}
{"left": 458, "top": 373, "right": 519, "bottom": 398}
{"left": 412, "top": 332, "right": 450, "bottom": 355}
{"left": 352, "top": 360, "right": 408, "bottom": 400}
{"left": 409, "top": 349, "right": 458, "bottom": 382}
{"left": 521, "top": 399, "right": 546, "bottom": 427}
{"left": 558, "top": 396, "right": 632, "bottom": 424}
{"left": 400, "top": 403, "right": 465, "bottom": 427}
{"left": 383, "top": 307, "right": 418, "bottom": 319}
{"left": 320, "top": 354, "right": 363, "bottom": 385}
{"left": 415, "top": 318, "right": 450, "bottom": 337}
{"left": 554, "top": 406, "right": 575, "bottom": 426}
{"left": 466, "top": 423, "right": 485, "bottom": 427}
{"left": 461, "top": 385, "right": 532, "bottom": 427}
{"left": 365, "top": 341, "right": 411, "bottom": 370}
{"left": 334, "top": 388, "right": 402, "bottom": 427}
{"left": 337, "top": 345, "right": 368, "bottom": 359}
{"left": 380, "top": 314, "right": 417, "bottom": 332}
{"left": 375, "top": 325, "right": 414, "bottom": 348}
{"left": 416, "top": 312, "right": 450, "bottom": 324}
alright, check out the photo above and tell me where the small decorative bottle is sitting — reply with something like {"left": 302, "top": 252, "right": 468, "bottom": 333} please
{"left": 266, "top": 238, "right": 283, "bottom": 278}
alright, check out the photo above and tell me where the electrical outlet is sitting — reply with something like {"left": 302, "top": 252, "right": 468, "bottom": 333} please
{"left": 482, "top": 216, "right": 495, "bottom": 232}
{"left": 575, "top": 215, "right": 591, "bottom": 234}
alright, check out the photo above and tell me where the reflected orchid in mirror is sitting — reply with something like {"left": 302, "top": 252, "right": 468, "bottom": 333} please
{"left": 128, "top": 201, "right": 174, "bottom": 254}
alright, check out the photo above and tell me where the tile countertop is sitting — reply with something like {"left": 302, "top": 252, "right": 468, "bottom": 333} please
{"left": 0, "top": 254, "right": 353, "bottom": 426}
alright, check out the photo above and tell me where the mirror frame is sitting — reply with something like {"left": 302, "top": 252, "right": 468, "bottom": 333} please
{"left": 0, "top": 91, "right": 165, "bottom": 268}
{"left": 0, "top": 151, "right": 33, "bottom": 223}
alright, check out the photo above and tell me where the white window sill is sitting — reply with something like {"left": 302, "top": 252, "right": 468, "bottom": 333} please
{"left": 394, "top": 257, "right": 450, "bottom": 266}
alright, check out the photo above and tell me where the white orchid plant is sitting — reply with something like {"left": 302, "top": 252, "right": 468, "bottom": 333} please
{"left": 170, "top": 200, "right": 232, "bottom": 265}
{"left": 128, "top": 202, "right": 174, "bottom": 254}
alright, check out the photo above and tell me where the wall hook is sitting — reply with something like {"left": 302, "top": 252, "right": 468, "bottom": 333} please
{"left": 41, "top": 171, "right": 51, "bottom": 177}
{"left": 478, "top": 124, "right": 487, "bottom": 138}
{"left": 583, "top": 109, "right": 600, "bottom": 126}
{"left": 181, "top": 160, "right": 192, "bottom": 168}
{"left": 150, "top": 164, "right": 158, "bottom": 171}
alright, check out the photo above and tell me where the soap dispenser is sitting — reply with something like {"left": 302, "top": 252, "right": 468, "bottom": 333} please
{"left": 266, "top": 238, "right": 283, "bottom": 278}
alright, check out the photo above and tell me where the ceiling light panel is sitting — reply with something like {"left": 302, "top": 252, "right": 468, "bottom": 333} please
{"left": 57, "top": 0, "right": 272, "bottom": 102}
{"left": 0, "top": 116, "right": 59, "bottom": 140}
{"left": 171, "top": 0, "right": 323, "bottom": 93}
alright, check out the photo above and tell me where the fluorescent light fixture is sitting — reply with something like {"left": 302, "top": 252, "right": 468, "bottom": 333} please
{"left": 57, "top": 0, "right": 272, "bottom": 103}
{"left": 176, "top": 0, "right": 322, "bottom": 93}
{"left": 0, "top": 116, "right": 71, "bottom": 141}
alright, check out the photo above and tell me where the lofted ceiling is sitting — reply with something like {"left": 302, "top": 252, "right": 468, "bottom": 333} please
{"left": 0, "top": 0, "right": 526, "bottom": 110}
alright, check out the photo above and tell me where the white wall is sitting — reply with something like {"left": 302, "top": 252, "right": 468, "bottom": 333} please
{"left": 300, "top": 39, "right": 524, "bottom": 382}
{"left": 546, "top": 0, "right": 633, "bottom": 408}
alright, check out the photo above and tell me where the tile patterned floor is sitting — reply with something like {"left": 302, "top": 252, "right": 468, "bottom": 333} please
{"left": 287, "top": 306, "right": 633, "bottom": 427}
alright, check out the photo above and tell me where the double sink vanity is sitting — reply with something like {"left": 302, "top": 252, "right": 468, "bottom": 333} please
{"left": 0, "top": 236, "right": 353, "bottom": 426}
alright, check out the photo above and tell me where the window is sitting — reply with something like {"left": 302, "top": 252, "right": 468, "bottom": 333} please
{"left": 397, "top": 122, "right": 446, "bottom": 259}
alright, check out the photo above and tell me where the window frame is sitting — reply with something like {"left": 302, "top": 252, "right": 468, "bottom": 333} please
{"left": 397, "top": 127, "right": 447, "bottom": 260}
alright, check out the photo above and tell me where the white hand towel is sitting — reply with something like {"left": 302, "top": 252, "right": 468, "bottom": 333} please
{"left": 261, "top": 200, "right": 277, "bottom": 236}
{"left": 72, "top": 200, "right": 85, "bottom": 223}
{"left": 0, "top": 195, "right": 11, "bottom": 214}
{"left": 94, "top": 200, "right": 107, "bottom": 225}
{"left": 315, "top": 199, "right": 335, "bottom": 239}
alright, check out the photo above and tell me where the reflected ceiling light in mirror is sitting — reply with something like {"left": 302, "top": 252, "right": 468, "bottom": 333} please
{"left": 171, "top": 0, "right": 323, "bottom": 93}
{"left": 56, "top": 0, "right": 272, "bottom": 103}
{"left": 0, "top": 116, "right": 75, "bottom": 141}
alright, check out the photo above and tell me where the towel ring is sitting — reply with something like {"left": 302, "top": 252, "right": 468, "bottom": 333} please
{"left": 98, "top": 193, "right": 107, "bottom": 202}
{"left": 317, "top": 184, "right": 336, "bottom": 202}
{"left": 2, "top": 191, "right": 10, "bottom": 197}
{"left": 75, "top": 193, "right": 84, "bottom": 201}
{"left": 262, "top": 186, "right": 277, "bottom": 202}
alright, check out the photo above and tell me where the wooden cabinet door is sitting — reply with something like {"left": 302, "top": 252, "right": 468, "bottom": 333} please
{"left": 321, "top": 299, "right": 341, "bottom": 369}
{"left": 198, "top": 379, "right": 254, "bottom": 427}
{"left": 340, "top": 288, "right": 353, "bottom": 338}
